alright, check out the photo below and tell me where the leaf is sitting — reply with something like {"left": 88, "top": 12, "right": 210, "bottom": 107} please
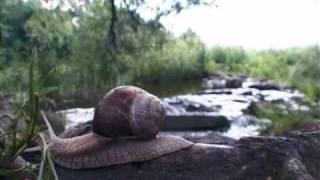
{"left": 39, "top": 67, "right": 57, "bottom": 91}
{"left": 0, "top": 130, "right": 16, "bottom": 139}
{"left": 38, "top": 133, "right": 59, "bottom": 180}
{"left": 0, "top": 113, "right": 15, "bottom": 121}
{"left": 0, "top": 167, "right": 26, "bottom": 176}
{"left": 47, "top": 152, "right": 59, "bottom": 180}
{"left": 39, "top": 86, "right": 59, "bottom": 96}
{"left": 37, "top": 138, "right": 47, "bottom": 180}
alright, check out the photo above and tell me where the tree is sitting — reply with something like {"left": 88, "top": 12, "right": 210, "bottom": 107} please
{"left": 102, "top": 0, "right": 215, "bottom": 48}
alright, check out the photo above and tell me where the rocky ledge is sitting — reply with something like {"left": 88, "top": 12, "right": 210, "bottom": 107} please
{"left": 162, "top": 75, "right": 310, "bottom": 138}
{"left": 59, "top": 75, "right": 311, "bottom": 139}
{"left": 54, "top": 126, "right": 320, "bottom": 180}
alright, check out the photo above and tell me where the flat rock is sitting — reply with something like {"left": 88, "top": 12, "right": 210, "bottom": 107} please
{"left": 164, "top": 115, "right": 230, "bottom": 130}
{"left": 55, "top": 130, "right": 320, "bottom": 180}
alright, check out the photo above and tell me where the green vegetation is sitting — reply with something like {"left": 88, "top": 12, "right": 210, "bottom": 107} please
{"left": 0, "top": 0, "right": 319, "bottom": 105}
{"left": 0, "top": 0, "right": 209, "bottom": 105}
{"left": 250, "top": 103, "right": 320, "bottom": 135}
{"left": 0, "top": 1, "right": 319, "bottom": 178}
{"left": 0, "top": 51, "right": 58, "bottom": 179}
{"left": 205, "top": 46, "right": 320, "bottom": 101}
{"left": 0, "top": 0, "right": 319, "bottom": 137}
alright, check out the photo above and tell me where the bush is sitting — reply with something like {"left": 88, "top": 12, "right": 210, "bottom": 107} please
{"left": 289, "top": 46, "right": 320, "bottom": 100}
{"left": 131, "top": 33, "right": 206, "bottom": 84}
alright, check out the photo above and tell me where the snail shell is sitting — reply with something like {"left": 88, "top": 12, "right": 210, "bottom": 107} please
{"left": 43, "top": 86, "right": 193, "bottom": 169}
{"left": 93, "top": 86, "right": 164, "bottom": 139}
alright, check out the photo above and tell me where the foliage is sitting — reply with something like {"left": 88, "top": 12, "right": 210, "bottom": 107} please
{"left": 250, "top": 103, "right": 316, "bottom": 135}
{"left": 289, "top": 46, "right": 320, "bottom": 100}
{"left": 0, "top": 1, "right": 319, "bottom": 177}
{"left": 206, "top": 46, "right": 248, "bottom": 73}
{"left": 131, "top": 30, "right": 206, "bottom": 84}
{"left": 0, "top": 0, "right": 319, "bottom": 106}
{"left": 0, "top": 51, "right": 58, "bottom": 179}
{"left": 244, "top": 46, "right": 320, "bottom": 101}
{"left": 246, "top": 50, "right": 290, "bottom": 82}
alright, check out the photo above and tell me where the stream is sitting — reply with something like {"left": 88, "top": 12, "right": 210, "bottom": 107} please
{"left": 58, "top": 75, "right": 311, "bottom": 140}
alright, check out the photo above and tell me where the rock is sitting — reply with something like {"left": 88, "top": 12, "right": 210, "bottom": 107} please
{"left": 59, "top": 75, "right": 312, "bottom": 139}
{"left": 164, "top": 115, "right": 230, "bottom": 130}
{"left": 182, "top": 132, "right": 236, "bottom": 145}
{"left": 226, "top": 77, "right": 243, "bottom": 88}
{"left": 286, "top": 120, "right": 320, "bottom": 133}
{"left": 249, "top": 81, "right": 282, "bottom": 90}
{"left": 240, "top": 90, "right": 253, "bottom": 96}
{"left": 202, "top": 75, "right": 244, "bottom": 90}
{"left": 201, "top": 78, "right": 226, "bottom": 89}
{"left": 55, "top": 131, "right": 320, "bottom": 180}
{"left": 164, "top": 94, "right": 250, "bottom": 118}
{"left": 185, "top": 103, "right": 218, "bottom": 112}
{"left": 198, "top": 89, "right": 232, "bottom": 95}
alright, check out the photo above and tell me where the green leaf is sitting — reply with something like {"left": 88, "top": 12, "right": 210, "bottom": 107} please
{"left": 39, "top": 67, "right": 57, "bottom": 91}
{"left": 0, "top": 167, "right": 26, "bottom": 176}
{"left": 38, "top": 133, "right": 59, "bottom": 180}
{"left": 39, "top": 86, "right": 59, "bottom": 96}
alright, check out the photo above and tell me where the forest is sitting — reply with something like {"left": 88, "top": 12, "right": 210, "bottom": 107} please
{"left": 1, "top": 0, "right": 319, "bottom": 104}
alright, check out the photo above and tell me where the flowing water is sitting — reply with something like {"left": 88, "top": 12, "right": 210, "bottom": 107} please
{"left": 59, "top": 76, "right": 310, "bottom": 140}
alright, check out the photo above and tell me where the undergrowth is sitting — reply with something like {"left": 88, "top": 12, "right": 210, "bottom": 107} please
{"left": 0, "top": 50, "right": 58, "bottom": 180}
{"left": 251, "top": 102, "right": 320, "bottom": 135}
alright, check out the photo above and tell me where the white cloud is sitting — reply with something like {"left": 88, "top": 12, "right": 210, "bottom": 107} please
{"left": 160, "top": 0, "right": 320, "bottom": 49}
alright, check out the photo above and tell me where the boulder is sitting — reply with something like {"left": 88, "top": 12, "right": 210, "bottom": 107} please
{"left": 201, "top": 78, "right": 226, "bottom": 89}
{"left": 249, "top": 82, "right": 282, "bottom": 91}
{"left": 198, "top": 89, "right": 232, "bottom": 95}
{"left": 164, "top": 115, "right": 230, "bottom": 130}
{"left": 55, "top": 131, "right": 320, "bottom": 180}
{"left": 226, "top": 77, "right": 243, "bottom": 88}
{"left": 182, "top": 132, "right": 236, "bottom": 145}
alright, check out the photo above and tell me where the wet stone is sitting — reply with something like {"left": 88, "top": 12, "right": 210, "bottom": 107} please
{"left": 59, "top": 75, "right": 311, "bottom": 139}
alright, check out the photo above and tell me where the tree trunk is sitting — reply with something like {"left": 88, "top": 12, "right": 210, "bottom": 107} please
{"left": 106, "top": 0, "right": 117, "bottom": 49}
{"left": 55, "top": 131, "right": 320, "bottom": 180}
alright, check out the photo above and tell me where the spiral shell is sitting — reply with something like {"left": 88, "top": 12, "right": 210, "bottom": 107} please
{"left": 93, "top": 86, "right": 165, "bottom": 139}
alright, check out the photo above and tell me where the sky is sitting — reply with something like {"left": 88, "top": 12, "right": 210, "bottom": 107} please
{"left": 159, "top": 0, "right": 320, "bottom": 50}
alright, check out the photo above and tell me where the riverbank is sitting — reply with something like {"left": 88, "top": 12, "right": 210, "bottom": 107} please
{"left": 59, "top": 74, "right": 320, "bottom": 139}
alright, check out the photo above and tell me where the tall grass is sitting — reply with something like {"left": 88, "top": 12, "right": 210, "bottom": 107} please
{"left": 0, "top": 50, "right": 58, "bottom": 179}
{"left": 250, "top": 102, "right": 320, "bottom": 135}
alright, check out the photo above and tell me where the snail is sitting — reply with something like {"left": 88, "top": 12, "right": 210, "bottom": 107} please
{"left": 43, "top": 86, "right": 193, "bottom": 169}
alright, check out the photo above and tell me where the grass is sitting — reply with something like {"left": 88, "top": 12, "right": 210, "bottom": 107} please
{"left": 250, "top": 102, "right": 319, "bottom": 135}
{"left": 0, "top": 50, "right": 59, "bottom": 179}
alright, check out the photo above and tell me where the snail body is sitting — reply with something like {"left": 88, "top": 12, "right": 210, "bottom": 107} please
{"left": 44, "top": 86, "right": 193, "bottom": 169}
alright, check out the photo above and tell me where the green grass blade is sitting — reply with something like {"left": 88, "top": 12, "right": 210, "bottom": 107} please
{"left": 0, "top": 167, "right": 26, "bottom": 176}
{"left": 38, "top": 67, "right": 57, "bottom": 91}
{"left": 39, "top": 133, "right": 59, "bottom": 180}
{"left": 37, "top": 137, "right": 47, "bottom": 180}
{"left": 47, "top": 151, "right": 59, "bottom": 180}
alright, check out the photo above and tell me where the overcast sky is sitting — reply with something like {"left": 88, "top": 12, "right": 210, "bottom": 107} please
{"left": 160, "top": 0, "right": 320, "bottom": 50}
